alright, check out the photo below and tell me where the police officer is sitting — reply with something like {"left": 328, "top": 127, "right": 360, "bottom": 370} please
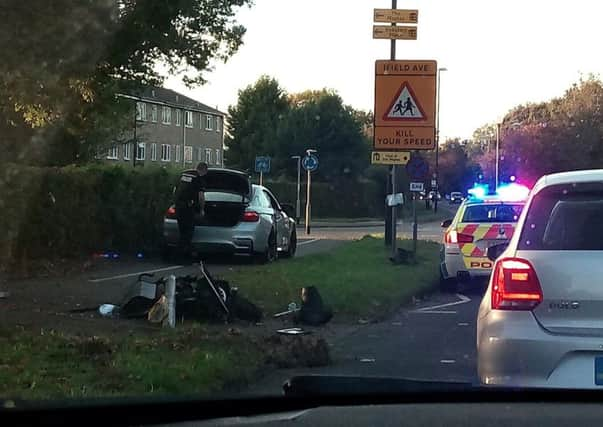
{"left": 174, "top": 162, "right": 209, "bottom": 260}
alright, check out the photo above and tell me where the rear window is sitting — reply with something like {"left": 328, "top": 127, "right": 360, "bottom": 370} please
{"left": 518, "top": 182, "right": 603, "bottom": 250}
{"left": 205, "top": 192, "right": 244, "bottom": 202}
{"left": 462, "top": 203, "right": 523, "bottom": 223}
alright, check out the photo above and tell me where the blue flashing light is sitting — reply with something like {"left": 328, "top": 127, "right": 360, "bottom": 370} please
{"left": 468, "top": 184, "right": 489, "bottom": 200}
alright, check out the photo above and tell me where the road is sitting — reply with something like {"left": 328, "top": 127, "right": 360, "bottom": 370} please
{"left": 243, "top": 287, "right": 484, "bottom": 396}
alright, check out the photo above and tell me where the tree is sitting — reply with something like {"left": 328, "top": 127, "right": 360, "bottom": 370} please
{"left": 224, "top": 76, "right": 289, "bottom": 171}
{"left": 274, "top": 89, "right": 369, "bottom": 181}
{"left": 0, "top": 0, "right": 252, "bottom": 164}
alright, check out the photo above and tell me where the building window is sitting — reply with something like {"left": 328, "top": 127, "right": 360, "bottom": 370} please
{"left": 175, "top": 109, "right": 181, "bottom": 126}
{"left": 197, "top": 147, "right": 203, "bottom": 162}
{"left": 151, "top": 143, "right": 157, "bottom": 161}
{"left": 107, "top": 145, "right": 118, "bottom": 160}
{"left": 136, "top": 142, "right": 146, "bottom": 161}
{"left": 162, "top": 106, "right": 171, "bottom": 124}
{"left": 205, "top": 115, "right": 213, "bottom": 130}
{"left": 161, "top": 144, "right": 171, "bottom": 162}
{"left": 184, "top": 146, "right": 193, "bottom": 163}
{"left": 151, "top": 105, "right": 158, "bottom": 122}
{"left": 123, "top": 143, "right": 131, "bottom": 161}
{"left": 136, "top": 102, "right": 146, "bottom": 121}
{"left": 185, "top": 111, "right": 193, "bottom": 128}
{"left": 205, "top": 148, "right": 212, "bottom": 164}
{"left": 215, "top": 149, "right": 221, "bottom": 165}
{"left": 175, "top": 145, "right": 181, "bottom": 163}
{"left": 215, "top": 117, "right": 220, "bottom": 132}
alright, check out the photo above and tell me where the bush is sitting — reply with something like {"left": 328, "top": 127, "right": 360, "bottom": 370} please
{"left": 0, "top": 164, "right": 385, "bottom": 270}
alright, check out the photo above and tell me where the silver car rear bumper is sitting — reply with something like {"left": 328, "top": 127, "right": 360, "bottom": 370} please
{"left": 478, "top": 309, "right": 603, "bottom": 389}
{"left": 163, "top": 218, "right": 268, "bottom": 255}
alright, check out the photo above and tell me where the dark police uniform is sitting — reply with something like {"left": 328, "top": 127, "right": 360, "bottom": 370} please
{"left": 174, "top": 170, "right": 207, "bottom": 256}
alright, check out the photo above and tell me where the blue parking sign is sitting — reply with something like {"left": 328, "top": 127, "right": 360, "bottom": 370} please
{"left": 255, "top": 156, "right": 271, "bottom": 173}
{"left": 302, "top": 154, "right": 319, "bottom": 172}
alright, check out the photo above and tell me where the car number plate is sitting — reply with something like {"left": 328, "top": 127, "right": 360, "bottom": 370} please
{"left": 594, "top": 357, "right": 603, "bottom": 385}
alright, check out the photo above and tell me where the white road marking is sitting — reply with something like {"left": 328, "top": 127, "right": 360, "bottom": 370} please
{"left": 88, "top": 265, "right": 184, "bottom": 283}
{"left": 297, "top": 238, "right": 320, "bottom": 246}
{"left": 410, "top": 310, "right": 457, "bottom": 314}
{"left": 411, "top": 293, "right": 471, "bottom": 313}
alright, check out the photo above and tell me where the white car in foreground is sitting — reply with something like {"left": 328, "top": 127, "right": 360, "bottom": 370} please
{"left": 477, "top": 169, "right": 603, "bottom": 388}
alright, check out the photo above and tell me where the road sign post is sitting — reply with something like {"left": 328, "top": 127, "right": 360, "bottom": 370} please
{"left": 255, "top": 156, "right": 271, "bottom": 186}
{"left": 302, "top": 153, "right": 319, "bottom": 235}
{"left": 407, "top": 155, "right": 429, "bottom": 255}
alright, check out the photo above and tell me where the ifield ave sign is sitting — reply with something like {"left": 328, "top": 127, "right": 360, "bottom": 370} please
{"left": 373, "top": 60, "right": 437, "bottom": 151}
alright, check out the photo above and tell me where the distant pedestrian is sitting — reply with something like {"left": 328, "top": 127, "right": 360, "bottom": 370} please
{"left": 174, "top": 162, "right": 208, "bottom": 260}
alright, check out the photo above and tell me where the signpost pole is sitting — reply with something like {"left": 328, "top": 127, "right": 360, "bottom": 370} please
{"left": 259, "top": 171, "right": 263, "bottom": 187}
{"left": 305, "top": 168, "right": 311, "bottom": 235}
{"left": 412, "top": 191, "right": 418, "bottom": 253}
{"left": 388, "top": 0, "right": 398, "bottom": 251}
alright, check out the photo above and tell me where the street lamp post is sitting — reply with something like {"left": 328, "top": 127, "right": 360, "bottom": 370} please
{"left": 495, "top": 122, "right": 501, "bottom": 191}
{"left": 291, "top": 155, "right": 301, "bottom": 224}
{"left": 434, "top": 67, "right": 447, "bottom": 213}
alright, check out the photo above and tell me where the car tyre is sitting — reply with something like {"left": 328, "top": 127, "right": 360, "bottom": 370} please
{"left": 282, "top": 229, "right": 297, "bottom": 259}
{"left": 256, "top": 229, "right": 277, "bottom": 264}
{"left": 439, "top": 270, "right": 458, "bottom": 293}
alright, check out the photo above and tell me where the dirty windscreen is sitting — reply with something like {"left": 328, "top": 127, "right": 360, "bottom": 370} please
{"left": 2, "top": 0, "right": 603, "bottom": 407}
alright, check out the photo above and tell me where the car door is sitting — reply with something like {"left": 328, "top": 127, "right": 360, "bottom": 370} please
{"left": 263, "top": 189, "right": 290, "bottom": 250}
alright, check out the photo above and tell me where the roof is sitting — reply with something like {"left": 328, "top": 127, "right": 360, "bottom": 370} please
{"left": 121, "top": 86, "right": 225, "bottom": 116}
{"left": 533, "top": 169, "right": 603, "bottom": 194}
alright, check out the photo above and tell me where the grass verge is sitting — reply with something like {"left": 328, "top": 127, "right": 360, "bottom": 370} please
{"left": 0, "top": 325, "right": 262, "bottom": 400}
{"left": 222, "top": 236, "right": 440, "bottom": 319}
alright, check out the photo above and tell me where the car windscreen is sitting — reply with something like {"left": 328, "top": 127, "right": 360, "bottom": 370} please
{"left": 461, "top": 203, "right": 523, "bottom": 223}
{"left": 205, "top": 192, "right": 245, "bottom": 203}
{"left": 518, "top": 182, "right": 603, "bottom": 250}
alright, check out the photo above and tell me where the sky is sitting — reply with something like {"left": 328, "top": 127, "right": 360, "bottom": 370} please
{"left": 166, "top": 0, "right": 603, "bottom": 141}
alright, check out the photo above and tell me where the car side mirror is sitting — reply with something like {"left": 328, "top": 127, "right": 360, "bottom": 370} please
{"left": 280, "top": 203, "right": 296, "bottom": 218}
{"left": 441, "top": 219, "right": 452, "bottom": 228}
{"left": 487, "top": 242, "right": 509, "bottom": 262}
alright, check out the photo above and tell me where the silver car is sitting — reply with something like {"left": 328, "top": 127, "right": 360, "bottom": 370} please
{"left": 477, "top": 169, "right": 603, "bottom": 388}
{"left": 162, "top": 168, "right": 297, "bottom": 262}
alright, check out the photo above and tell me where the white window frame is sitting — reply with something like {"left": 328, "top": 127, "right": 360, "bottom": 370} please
{"left": 151, "top": 105, "right": 158, "bottom": 123}
{"left": 175, "top": 144, "right": 181, "bottom": 163}
{"left": 123, "top": 143, "right": 131, "bottom": 161}
{"left": 162, "top": 106, "right": 171, "bottom": 124}
{"left": 175, "top": 109, "right": 181, "bottom": 127}
{"left": 184, "top": 146, "right": 193, "bottom": 163}
{"left": 136, "top": 102, "right": 146, "bottom": 121}
{"left": 197, "top": 147, "right": 203, "bottom": 162}
{"left": 205, "top": 114, "right": 213, "bottom": 130}
{"left": 136, "top": 142, "right": 146, "bottom": 161}
{"left": 215, "top": 116, "right": 220, "bottom": 132}
{"left": 185, "top": 111, "right": 193, "bottom": 128}
{"left": 205, "top": 148, "right": 212, "bottom": 164}
{"left": 151, "top": 143, "right": 157, "bottom": 161}
{"left": 215, "top": 149, "right": 221, "bottom": 165}
{"left": 161, "top": 144, "right": 171, "bottom": 162}
{"left": 107, "top": 146, "right": 119, "bottom": 160}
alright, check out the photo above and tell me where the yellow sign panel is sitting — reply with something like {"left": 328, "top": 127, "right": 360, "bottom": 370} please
{"left": 374, "top": 9, "right": 418, "bottom": 24}
{"left": 371, "top": 151, "right": 411, "bottom": 165}
{"left": 373, "top": 60, "right": 437, "bottom": 151}
{"left": 372, "top": 25, "right": 417, "bottom": 40}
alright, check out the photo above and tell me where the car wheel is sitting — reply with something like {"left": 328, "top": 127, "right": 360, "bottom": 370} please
{"left": 255, "top": 229, "right": 277, "bottom": 264}
{"left": 439, "top": 270, "right": 457, "bottom": 293}
{"left": 282, "top": 229, "right": 297, "bottom": 259}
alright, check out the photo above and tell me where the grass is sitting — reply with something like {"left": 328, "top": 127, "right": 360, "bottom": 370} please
{"left": 0, "top": 326, "right": 263, "bottom": 400}
{"left": 222, "top": 236, "right": 440, "bottom": 319}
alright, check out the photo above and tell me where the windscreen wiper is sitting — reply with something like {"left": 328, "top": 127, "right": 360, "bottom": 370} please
{"left": 283, "top": 375, "right": 474, "bottom": 397}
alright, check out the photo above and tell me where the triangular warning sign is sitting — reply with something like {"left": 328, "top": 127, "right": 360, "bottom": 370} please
{"left": 382, "top": 81, "right": 427, "bottom": 121}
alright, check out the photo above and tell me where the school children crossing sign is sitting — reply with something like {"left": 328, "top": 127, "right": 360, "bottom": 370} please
{"left": 374, "top": 60, "right": 437, "bottom": 150}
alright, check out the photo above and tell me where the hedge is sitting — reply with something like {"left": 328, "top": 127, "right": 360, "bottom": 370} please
{"left": 0, "top": 164, "right": 384, "bottom": 269}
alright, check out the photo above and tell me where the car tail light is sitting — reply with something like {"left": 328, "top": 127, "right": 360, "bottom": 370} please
{"left": 165, "top": 206, "right": 176, "bottom": 219}
{"left": 491, "top": 258, "right": 543, "bottom": 310}
{"left": 445, "top": 230, "right": 474, "bottom": 244}
{"left": 242, "top": 211, "right": 260, "bottom": 222}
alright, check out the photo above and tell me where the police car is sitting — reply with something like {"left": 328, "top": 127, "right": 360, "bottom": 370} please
{"left": 439, "top": 183, "right": 529, "bottom": 290}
